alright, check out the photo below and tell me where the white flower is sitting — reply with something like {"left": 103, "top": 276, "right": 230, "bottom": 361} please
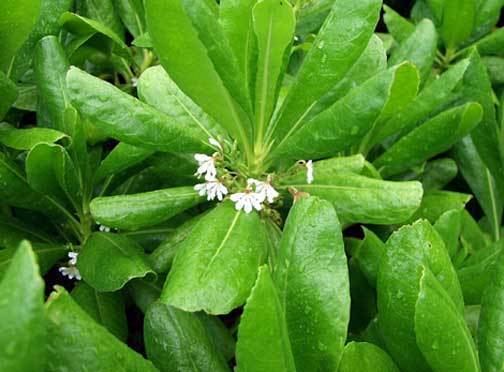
{"left": 194, "top": 177, "right": 228, "bottom": 201}
{"left": 98, "top": 224, "right": 111, "bottom": 232}
{"left": 248, "top": 178, "right": 279, "bottom": 204}
{"left": 306, "top": 160, "right": 314, "bottom": 184}
{"left": 194, "top": 153, "right": 217, "bottom": 179}
{"left": 59, "top": 251, "right": 81, "bottom": 280}
{"left": 208, "top": 137, "right": 223, "bottom": 151}
{"left": 230, "top": 190, "right": 263, "bottom": 213}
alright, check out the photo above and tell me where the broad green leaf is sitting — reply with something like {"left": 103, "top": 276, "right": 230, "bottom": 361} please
{"left": 66, "top": 67, "right": 209, "bottom": 152}
{"left": 353, "top": 227, "right": 386, "bottom": 287}
{"left": 114, "top": 0, "right": 146, "bottom": 38}
{"left": 236, "top": 266, "right": 296, "bottom": 372}
{"left": 274, "top": 196, "right": 350, "bottom": 371}
{"left": 96, "top": 143, "right": 155, "bottom": 181}
{"left": 145, "top": 0, "right": 253, "bottom": 155}
{"left": 75, "top": 0, "right": 125, "bottom": 39}
{"left": 0, "top": 123, "right": 66, "bottom": 150}
{"left": 252, "top": 0, "right": 295, "bottom": 145}
{"left": 425, "top": 0, "right": 444, "bottom": 23}
{"left": 415, "top": 267, "right": 480, "bottom": 372}
{"left": 411, "top": 191, "right": 472, "bottom": 223}
{"left": 34, "top": 36, "right": 71, "bottom": 131}
{"left": 474, "top": 27, "right": 504, "bottom": 56}
{"left": 269, "top": 0, "right": 382, "bottom": 142}
{"left": 389, "top": 19, "right": 437, "bottom": 83}
{"left": 280, "top": 154, "right": 366, "bottom": 185}
{"left": 9, "top": 0, "right": 73, "bottom": 81}
{"left": 453, "top": 136, "right": 503, "bottom": 241}
{"left": 474, "top": 0, "right": 504, "bottom": 36}
{"left": 137, "top": 65, "right": 225, "bottom": 140}
{"left": 90, "top": 186, "right": 203, "bottom": 230}
{"left": 479, "top": 247, "right": 504, "bottom": 371}
{"left": 338, "top": 342, "right": 400, "bottom": 372}
{"left": 0, "top": 242, "right": 45, "bottom": 371}
{"left": 78, "top": 232, "right": 155, "bottom": 292}
{"left": 373, "top": 58, "right": 470, "bottom": 145}
{"left": 128, "top": 277, "right": 163, "bottom": 313}
{"left": 161, "top": 202, "right": 268, "bottom": 314}
{"left": 271, "top": 63, "right": 418, "bottom": 161}
{"left": 294, "top": 0, "right": 333, "bottom": 35}
{"left": 0, "top": 215, "right": 54, "bottom": 249}
{"left": 72, "top": 282, "right": 128, "bottom": 341}
{"left": 434, "top": 209, "right": 463, "bottom": 258}
{"left": 383, "top": 5, "right": 415, "bottom": 43}
{"left": 282, "top": 174, "right": 423, "bottom": 225}
{"left": 45, "top": 287, "right": 158, "bottom": 371}
{"left": 421, "top": 158, "right": 458, "bottom": 192}
{"left": 197, "top": 313, "right": 236, "bottom": 362}
{"left": 219, "top": 0, "right": 257, "bottom": 99}
{"left": 441, "top": 0, "right": 476, "bottom": 49}
{"left": 0, "top": 71, "right": 17, "bottom": 120}
{"left": 12, "top": 84, "right": 37, "bottom": 112}
{"left": 26, "top": 143, "right": 81, "bottom": 210}
{"left": 374, "top": 103, "right": 483, "bottom": 177}
{"left": 0, "top": 0, "right": 40, "bottom": 73}
{"left": 148, "top": 215, "right": 203, "bottom": 273}
{"left": 483, "top": 56, "right": 504, "bottom": 85}
{"left": 144, "top": 302, "right": 229, "bottom": 372}
{"left": 377, "top": 220, "right": 464, "bottom": 372}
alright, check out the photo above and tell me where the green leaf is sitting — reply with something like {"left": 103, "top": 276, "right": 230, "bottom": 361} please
{"left": 161, "top": 202, "right": 268, "bottom": 314}
{"left": 144, "top": 301, "right": 229, "bottom": 372}
{"left": 78, "top": 232, "right": 155, "bottom": 292}
{"left": 145, "top": 0, "right": 253, "bottom": 156}
{"left": 26, "top": 143, "right": 81, "bottom": 210}
{"left": 67, "top": 67, "right": 209, "bottom": 152}
{"left": 482, "top": 56, "right": 504, "bottom": 85}
{"left": 353, "top": 227, "right": 386, "bottom": 287}
{"left": 271, "top": 63, "right": 419, "bottom": 161}
{"left": 197, "top": 313, "right": 236, "bottom": 362}
{"left": 410, "top": 191, "right": 472, "bottom": 223}
{"left": 274, "top": 196, "right": 350, "bottom": 371}
{"left": 0, "top": 123, "right": 67, "bottom": 150}
{"left": 90, "top": 186, "right": 203, "bottom": 230}
{"left": 12, "top": 84, "right": 37, "bottom": 112}
{"left": 453, "top": 136, "right": 503, "bottom": 241}
{"left": 0, "top": 0, "right": 40, "bottom": 72}
{"left": 72, "top": 282, "right": 128, "bottom": 341}
{"left": 414, "top": 266, "right": 480, "bottom": 372}
{"left": 478, "top": 247, "right": 504, "bottom": 371}
{"left": 96, "top": 143, "right": 155, "bottom": 181}
{"left": 115, "top": 0, "right": 146, "bottom": 38}
{"left": 128, "top": 277, "right": 163, "bottom": 313}
{"left": 282, "top": 174, "right": 423, "bottom": 225}
{"left": 377, "top": 220, "right": 464, "bottom": 372}
{"left": 441, "top": 0, "right": 476, "bottom": 49}
{"left": 76, "top": 0, "right": 125, "bottom": 39}
{"left": 236, "top": 265, "right": 296, "bottom": 372}
{"left": 474, "top": 27, "right": 504, "bottom": 57}
{"left": 9, "top": 0, "right": 73, "bottom": 81}
{"left": 34, "top": 35, "right": 71, "bottom": 132}
{"left": 338, "top": 342, "right": 400, "bottom": 372}
{"left": 434, "top": 209, "right": 463, "bottom": 258}
{"left": 0, "top": 241, "right": 45, "bottom": 371}
{"left": 389, "top": 19, "right": 437, "bottom": 84}
{"left": 252, "top": 0, "right": 295, "bottom": 145}
{"left": 474, "top": 0, "right": 503, "bottom": 36}
{"left": 421, "top": 158, "right": 458, "bottom": 192}
{"left": 269, "top": 0, "right": 382, "bottom": 142}
{"left": 45, "top": 287, "right": 158, "bottom": 371}
{"left": 137, "top": 65, "right": 225, "bottom": 140}
{"left": 0, "top": 71, "right": 17, "bottom": 120}
{"left": 374, "top": 102, "right": 483, "bottom": 178}
{"left": 383, "top": 5, "right": 415, "bottom": 43}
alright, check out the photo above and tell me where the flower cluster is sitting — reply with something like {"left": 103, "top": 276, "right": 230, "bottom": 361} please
{"left": 59, "top": 251, "right": 81, "bottom": 280}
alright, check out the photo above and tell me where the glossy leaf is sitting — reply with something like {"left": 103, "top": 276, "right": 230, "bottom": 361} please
{"left": 441, "top": 0, "right": 476, "bottom": 49}
{"left": 0, "top": 0, "right": 40, "bottom": 72}
{"left": 0, "top": 71, "right": 17, "bottom": 119}
{"left": 67, "top": 67, "right": 209, "bottom": 152}
{"left": 353, "top": 227, "right": 386, "bottom": 287}
{"left": 374, "top": 102, "right": 483, "bottom": 177}
{"left": 269, "top": 0, "right": 382, "bottom": 142}
{"left": 421, "top": 158, "right": 459, "bottom": 192}
{"left": 272, "top": 63, "right": 419, "bottom": 161}
{"left": 0, "top": 242, "right": 45, "bottom": 371}
{"left": 96, "top": 142, "right": 155, "bottom": 181}
{"left": 411, "top": 191, "right": 472, "bottom": 223}
{"left": 72, "top": 282, "right": 128, "bottom": 341}
{"left": 236, "top": 266, "right": 296, "bottom": 372}
{"left": 415, "top": 266, "right": 480, "bottom": 372}
{"left": 383, "top": 5, "right": 415, "bottom": 43}
{"left": 144, "top": 301, "right": 229, "bottom": 372}
{"left": 78, "top": 232, "right": 155, "bottom": 292}
{"left": 45, "top": 287, "right": 158, "bottom": 371}
{"left": 282, "top": 174, "right": 423, "bottom": 225}
{"left": 90, "top": 186, "right": 203, "bottom": 230}
{"left": 76, "top": 0, "right": 124, "bottom": 38}
{"left": 478, "top": 247, "right": 504, "bottom": 371}
{"left": 274, "top": 196, "right": 350, "bottom": 371}
{"left": 161, "top": 202, "right": 268, "bottom": 314}
{"left": 115, "top": 0, "right": 146, "bottom": 38}
{"left": 338, "top": 342, "right": 400, "bottom": 372}
{"left": 434, "top": 209, "right": 462, "bottom": 258}
{"left": 0, "top": 123, "right": 66, "bottom": 150}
